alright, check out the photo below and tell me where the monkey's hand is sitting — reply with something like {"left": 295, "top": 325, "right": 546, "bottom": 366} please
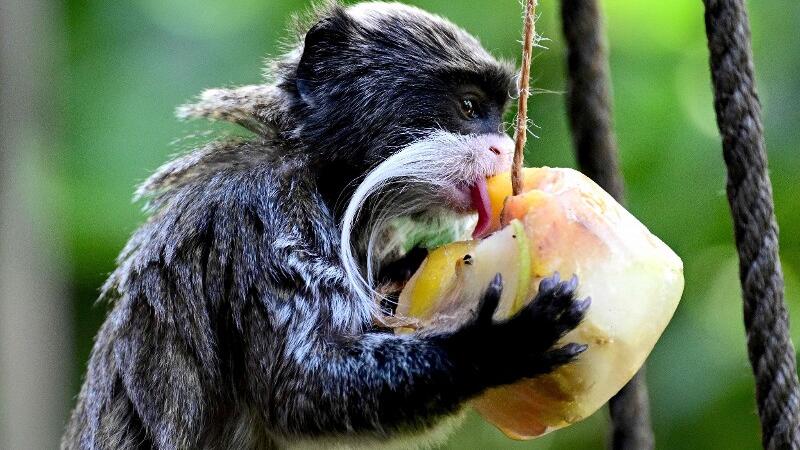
{"left": 437, "top": 273, "right": 590, "bottom": 391}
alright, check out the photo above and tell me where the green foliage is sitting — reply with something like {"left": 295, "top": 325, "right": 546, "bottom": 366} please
{"left": 61, "top": 0, "right": 800, "bottom": 447}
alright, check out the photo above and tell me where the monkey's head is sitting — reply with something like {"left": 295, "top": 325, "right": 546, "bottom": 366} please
{"left": 173, "top": 2, "right": 518, "bottom": 307}
{"left": 274, "top": 3, "right": 518, "bottom": 304}
{"left": 282, "top": 2, "right": 515, "bottom": 167}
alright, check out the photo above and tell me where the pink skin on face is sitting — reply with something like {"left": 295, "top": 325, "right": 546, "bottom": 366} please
{"left": 468, "top": 135, "right": 513, "bottom": 238}
{"left": 441, "top": 134, "right": 513, "bottom": 238}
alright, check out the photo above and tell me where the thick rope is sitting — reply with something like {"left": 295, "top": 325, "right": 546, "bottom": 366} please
{"left": 559, "top": 0, "right": 624, "bottom": 202}
{"left": 703, "top": 1, "right": 800, "bottom": 448}
{"left": 559, "top": 1, "right": 654, "bottom": 449}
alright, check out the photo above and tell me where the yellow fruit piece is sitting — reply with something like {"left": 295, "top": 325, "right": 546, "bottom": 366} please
{"left": 485, "top": 167, "right": 551, "bottom": 230}
{"left": 396, "top": 167, "right": 684, "bottom": 439}
{"left": 400, "top": 241, "right": 475, "bottom": 320}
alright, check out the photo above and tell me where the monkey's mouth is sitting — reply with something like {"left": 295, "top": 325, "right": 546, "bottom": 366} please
{"left": 374, "top": 178, "right": 493, "bottom": 307}
{"left": 468, "top": 177, "right": 492, "bottom": 239}
{"left": 452, "top": 178, "right": 493, "bottom": 239}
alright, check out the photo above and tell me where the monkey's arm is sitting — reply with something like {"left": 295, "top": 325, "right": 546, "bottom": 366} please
{"left": 244, "top": 275, "right": 588, "bottom": 440}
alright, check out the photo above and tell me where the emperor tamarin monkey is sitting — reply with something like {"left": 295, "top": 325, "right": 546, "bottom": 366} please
{"left": 63, "top": 2, "right": 590, "bottom": 449}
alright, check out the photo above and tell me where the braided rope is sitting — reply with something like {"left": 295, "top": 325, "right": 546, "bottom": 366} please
{"left": 703, "top": 1, "right": 800, "bottom": 448}
{"left": 559, "top": 1, "right": 654, "bottom": 448}
{"left": 559, "top": 0, "right": 624, "bottom": 202}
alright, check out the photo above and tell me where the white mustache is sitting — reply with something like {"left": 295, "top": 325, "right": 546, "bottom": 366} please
{"left": 339, "top": 130, "right": 513, "bottom": 311}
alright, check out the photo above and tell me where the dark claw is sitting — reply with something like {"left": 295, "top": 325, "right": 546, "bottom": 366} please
{"left": 509, "top": 272, "right": 590, "bottom": 357}
{"left": 548, "top": 273, "right": 577, "bottom": 299}
{"left": 574, "top": 296, "right": 592, "bottom": 318}
{"left": 476, "top": 273, "right": 503, "bottom": 325}
{"left": 558, "top": 296, "right": 591, "bottom": 330}
{"left": 488, "top": 273, "right": 503, "bottom": 296}
{"left": 542, "top": 343, "right": 589, "bottom": 368}
{"left": 442, "top": 272, "right": 590, "bottom": 390}
{"left": 560, "top": 342, "right": 589, "bottom": 357}
{"left": 564, "top": 274, "right": 578, "bottom": 294}
{"left": 538, "top": 271, "right": 560, "bottom": 293}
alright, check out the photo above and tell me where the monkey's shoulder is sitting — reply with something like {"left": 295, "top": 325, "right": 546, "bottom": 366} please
{"left": 106, "top": 139, "right": 341, "bottom": 302}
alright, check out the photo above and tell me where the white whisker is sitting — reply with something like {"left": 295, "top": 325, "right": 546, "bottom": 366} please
{"left": 339, "top": 131, "right": 515, "bottom": 317}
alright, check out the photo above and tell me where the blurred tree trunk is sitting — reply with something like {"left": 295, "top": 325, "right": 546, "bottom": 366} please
{"left": 0, "top": 0, "right": 72, "bottom": 448}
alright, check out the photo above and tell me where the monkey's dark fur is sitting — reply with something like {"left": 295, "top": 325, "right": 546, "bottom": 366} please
{"left": 63, "top": 2, "right": 589, "bottom": 449}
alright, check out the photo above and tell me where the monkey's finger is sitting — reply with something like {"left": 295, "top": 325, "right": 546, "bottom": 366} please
{"left": 539, "top": 343, "right": 589, "bottom": 372}
{"left": 562, "top": 296, "right": 592, "bottom": 328}
{"left": 476, "top": 273, "right": 503, "bottom": 325}
{"left": 538, "top": 271, "right": 561, "bottom": 294}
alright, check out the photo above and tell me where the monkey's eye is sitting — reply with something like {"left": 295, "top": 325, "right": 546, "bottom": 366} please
{"left": 459, "top": 96, "right": 480, "bottom": 120}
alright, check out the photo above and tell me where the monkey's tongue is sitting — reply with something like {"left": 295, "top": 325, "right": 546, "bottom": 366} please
{"left": 470, "top": 178, "right": 492, "bottom": 239}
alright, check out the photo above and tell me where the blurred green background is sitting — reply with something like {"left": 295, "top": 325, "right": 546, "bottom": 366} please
{"left": 1, "top": 0, "right": 799, "bottom": 448}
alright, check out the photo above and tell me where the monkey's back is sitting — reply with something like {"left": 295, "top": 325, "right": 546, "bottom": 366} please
{"left": 63, "top": 139, "right": 375, "bottom": 449}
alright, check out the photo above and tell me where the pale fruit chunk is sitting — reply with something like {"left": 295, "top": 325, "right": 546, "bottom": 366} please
{"left": 396, "top": 223, "right": 525, "bottom": 330}
{"left": 396, "top": 167, "right": 684, "bottom": 439}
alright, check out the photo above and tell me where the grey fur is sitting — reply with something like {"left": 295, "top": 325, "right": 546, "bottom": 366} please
{"left": 63, "top": 3, "right": 588, "bottom": 449}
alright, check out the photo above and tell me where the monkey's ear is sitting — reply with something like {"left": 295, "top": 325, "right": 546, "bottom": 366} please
{"left": 296, "top": 12, "right": 352, "bottom": 105}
